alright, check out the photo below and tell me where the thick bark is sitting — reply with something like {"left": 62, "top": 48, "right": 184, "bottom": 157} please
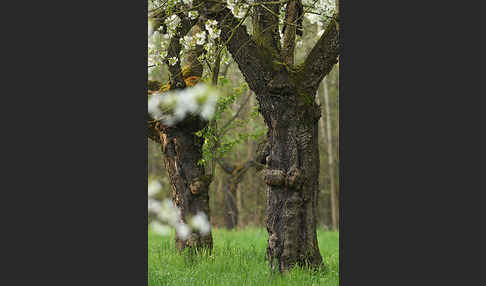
{"left": 258, "top": 75, "right": 323, "bottom": 272}
{"left": 301, "top": 17, "right": 339, "bottom": 95}
{"left": 198, "top": 2, "right": 339, "bottom": 272}
{"left": 147, "top": 18, "right": 213, "bottom": 251}
{"left": 282, "top": 0, "right": 303, "bottom": 65}
{"left": 158, "top": 117, "right": 213, "bottom": 251}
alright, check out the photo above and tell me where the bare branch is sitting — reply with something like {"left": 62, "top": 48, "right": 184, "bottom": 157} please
{"left": 281, "top": 0, "right": 303, "bottom": 65}
{"left": 216, "top": 158, "right": 236, "bottom": 174}
{"left": 219, "top": 90, "right": 252, "bottom": 136}
{"left": 300, "top": 16, "right": 339, "bottom": 94}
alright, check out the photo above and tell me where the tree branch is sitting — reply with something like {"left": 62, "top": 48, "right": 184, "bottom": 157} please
{"left": 299, "top": 16, "right": 339, "bottom": 94}
{"left": 252, "top": 0, "right": 282, "bottom": 66}
{"left": 219, "top": 90, "right": 252, "bottom": 136}
{"left": 166, "top": 15, "right": 198, "bottom": 90}
{"left": 281, "top": 0, "right": 303, "bottom": 65}
{"left": 216, "top": 157, "right": 236, "bottom": 174}
{"left": 196, "top": 3, "right": 271, "bottom": 94}
{"left": 147, "top": 115, "right": 162, "bottom": 144}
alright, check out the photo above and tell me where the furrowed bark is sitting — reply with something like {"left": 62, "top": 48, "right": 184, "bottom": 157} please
{"left": 258, "top": 76, "right": 324, "bottom": 272}
{"left": 159, "top": 118, "right": 213, "bottom": 251}
{"left": 148, "top": 110, "right": 213, "bottom": 251}
{"left": 197, "top": 2, "right": 340, "bottom": 273}
{"left": 253, "top": 0, "right": 282, "bottom": 59}
{"left": 282, "top": 0, "right": 302, "bottom": 65}
{"left": 147, "top": 19, "right": 213, "bottom": 251}
{"left": 300, "top": 17, "right": 339, "bottom": 94}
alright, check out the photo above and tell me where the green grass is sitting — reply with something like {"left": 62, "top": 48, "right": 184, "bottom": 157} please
{"left": 148, "top": 228, "right": 339, "bottom": 286}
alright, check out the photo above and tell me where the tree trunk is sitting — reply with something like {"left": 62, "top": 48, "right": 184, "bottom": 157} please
{"left": 258, "top": 83, "right": 323, "bottom": 272}
{"left": 195, "top": 2, "right": 338, "bottom": 272}
{"left": 158, "top": 118, "right": 213, "bottom": 251}
{"left": 322, "top": 78, "right": 339, "bottom": 230}
{"left": 218, "top": 160, "right": 256, "bottom": 230}
{"left": 223, "top": 174, "right": 238, "bottom": 230}
{"left": 316, "top": 84, "right": 332, "bottom": 228}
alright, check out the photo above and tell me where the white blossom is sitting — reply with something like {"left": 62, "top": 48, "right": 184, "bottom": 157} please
{"left": 148, "top": 197, "right": 212, "bottom": 240}
{"left": 157, "top": 199, "right": 181, "bottom": 226}
{"left": 175, "top": 223, "right": 191, "bottom": 240}
{"left": 148, "top": 94, "right": 163, "bottom": 119}
{"left": 195, "top": 31, "right": 206, "bottom": 45}
{"left": 148, "top": 198, "right": 162, "bottom": 214}
{"left": 189, "top": 212, "right": 211, "bottom": 235}
{"left": 165, "top": 14, "right": 181, "bottom": 36}
{"left": 148, "top": 180, "right": 162, "bottom": 196}
{"left": 188, "top": 10, "right": 198, "bottom": 20}
{"left": 168, "top": 56, "right": 178, "bottom": 66}
{"left": 226, "top": 0, "right": 249, "bottom": 19}
{"left": 150, "top": 221, "right": 171, "bottom": 236}
{"left": 174, "top": 89, "right": 199, "bottom": 117}
{"left": 303, "top": 0, "right": 336, "bottom": 36}
{"left": 181, "top": 34, "right": 194, "bottom": 51}
{"left": 205, "top": 20, "right": 221, "bottom": 40}
{"left": 200, "top": 94, "right": 217, "bottom": 120}
{"left": 151, "top": 83, "right": 220, "bottom": 126}
{"left": 306, "top": 13, "right": 320, "bottom": 24}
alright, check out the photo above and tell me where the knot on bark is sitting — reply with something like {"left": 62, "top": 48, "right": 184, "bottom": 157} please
{"left": 286, "top": 166, "right": 303, "bottom": 189}
{"left": 189, "top": 175, "right": 212, "bottom": 195}
{"left": 263, "top": 167, "right": 303, "bottom": 190}
{"left": 263, "top": 169, "right": 286, "bottom": 186}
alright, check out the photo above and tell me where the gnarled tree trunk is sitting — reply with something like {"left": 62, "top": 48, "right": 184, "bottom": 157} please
{"left": 257, "top": 76, "right": 323, "bottom": 272}
{"left": 158, "top": 118, "right": 213, "bottom": 250}
{"left": 147, "top": 16, "right": 213, "bottom": 251}
{"left": 197, "top": 0, "right": 339, "bottom": 272}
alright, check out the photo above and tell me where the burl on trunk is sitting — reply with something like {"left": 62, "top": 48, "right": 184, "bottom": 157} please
{"left": 159, "top": 117, "right": 213, "bottom": 250}
{"left": 258, "top": 71, "right": 324, "bottom": 272}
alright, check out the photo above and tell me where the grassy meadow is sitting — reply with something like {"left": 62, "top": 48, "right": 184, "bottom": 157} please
{"left": 148, "top": 228, "right": 339, "bottom": 286}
